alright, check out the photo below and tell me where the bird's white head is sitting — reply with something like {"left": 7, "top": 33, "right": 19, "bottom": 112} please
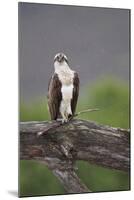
{"left": 54, "top": 52, "right": 70, "bottom": 73}
{"left": 54, "top": 52, "right": 68, "bottom": 65}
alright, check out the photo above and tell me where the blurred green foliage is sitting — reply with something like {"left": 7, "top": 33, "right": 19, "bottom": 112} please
{"left": 77, "top": 77, "right": 129, "bottom": 128}
{"left": 20, "top": 78, "right": 130, "bottom": 197}
{"left": 20, "top": 160, "right": 65, "bottom": 197}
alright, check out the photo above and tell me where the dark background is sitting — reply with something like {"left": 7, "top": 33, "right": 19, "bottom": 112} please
{"left": 19, "top": 2, "right": 129, "bottom": 102}
{"left": 19, "top": 2, "right": 130, "bottom": 197}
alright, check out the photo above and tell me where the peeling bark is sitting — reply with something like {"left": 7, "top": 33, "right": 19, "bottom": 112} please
{"left": 20, "top": 119, "right": 130, "bottom": 193}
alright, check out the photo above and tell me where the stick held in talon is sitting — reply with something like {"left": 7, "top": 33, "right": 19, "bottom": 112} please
{"left": 74, "top": 108, "right": 100, "bottom": 117}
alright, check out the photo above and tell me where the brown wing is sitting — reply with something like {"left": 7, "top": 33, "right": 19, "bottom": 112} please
{"left": 71, "top": 72, "right": 79, "bottom": 115}
{"left": 47, "top": 73, "right": 62, "bottom": 120}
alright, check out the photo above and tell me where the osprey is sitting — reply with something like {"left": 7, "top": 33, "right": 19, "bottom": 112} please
{"left": 47, "top": 53, "right": 79, "bottom": 123}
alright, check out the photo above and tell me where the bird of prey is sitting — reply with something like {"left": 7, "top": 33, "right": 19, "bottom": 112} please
{"left": 47, "top": 52, "right": 79, "bottom": 123}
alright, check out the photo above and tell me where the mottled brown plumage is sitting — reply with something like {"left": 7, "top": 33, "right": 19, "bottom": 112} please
{"left": 71, "top": 72, "right": 79, "bottom": 115}
{"left": 47, "top": 73, "right": 62, "bottom": 120}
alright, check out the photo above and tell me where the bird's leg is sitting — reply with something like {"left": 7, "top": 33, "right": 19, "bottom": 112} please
{"left": 62, "top": 118, "right": 68, "bottom": 124}
{"left": 60, "top": 112, "right": 68, "bottom": 124}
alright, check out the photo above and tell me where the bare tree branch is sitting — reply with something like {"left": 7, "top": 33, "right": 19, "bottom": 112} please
{"left": 74, "top": 108, "right": 100, "bottom": 117}
{"left": 20, "top": 119, "right": 130, "bottom": 193}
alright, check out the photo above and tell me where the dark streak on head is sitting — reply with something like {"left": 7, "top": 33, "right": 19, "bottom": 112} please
{"left": 54, "top": 52, "right": 69, "bottom": 64}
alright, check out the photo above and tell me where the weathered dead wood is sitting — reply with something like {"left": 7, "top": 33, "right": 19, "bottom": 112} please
{"left": 20, "top": 119, "right": 130, "bottom": 193}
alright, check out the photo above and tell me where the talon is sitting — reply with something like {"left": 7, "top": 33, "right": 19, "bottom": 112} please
{"left": 56, "top": 118, "right": 63, "bottom": 122}
{"left": 61, "top": 119, "right": 68, "bottom": 124}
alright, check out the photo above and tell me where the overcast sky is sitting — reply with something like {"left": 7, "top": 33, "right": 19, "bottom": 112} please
{"left": 19, "top": 2, "right": 130, "bottom": 102}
